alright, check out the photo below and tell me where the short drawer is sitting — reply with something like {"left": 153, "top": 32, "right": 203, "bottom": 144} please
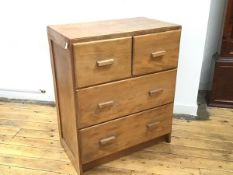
{"left": 80, "top": 104, "right": 173, "bottom": 164}
{"left": 77, "top": 69, "right": 176, "bottom": 128}
{"left": 133, "top": 30, "right": 181, "bottom": 75}
{"left": 73, "top": 37, "right": 132, "bottom": 88}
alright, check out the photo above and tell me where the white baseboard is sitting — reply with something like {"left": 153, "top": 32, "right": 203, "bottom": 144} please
{"left": 0, "top": 90, "right": 54, "bottom": 102}
{"left": 173, "top": 103, "right": 198, "bottom": 116}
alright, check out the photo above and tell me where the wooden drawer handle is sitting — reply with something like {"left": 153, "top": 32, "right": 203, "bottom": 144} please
{"left": 148, "top": 89, "right": 164, "bottom": 96}
{"left": 98, "top": 100, "right": 114, "bottom": 109}
{"left": 99, "top": 136, "right": 116, "bottom": 146}
{"left": 147, "top": 121, "right": 161, "bottom": 129}
{"left": 151, "top": 50, "right": 166, "bottom": 58}
{"left": 96, "top": 59, "right": 114, "bottom": 67}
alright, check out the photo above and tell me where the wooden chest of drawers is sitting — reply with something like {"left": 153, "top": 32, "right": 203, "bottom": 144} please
{"left": 47, "top": 17, "right": 181, "bottom": 174}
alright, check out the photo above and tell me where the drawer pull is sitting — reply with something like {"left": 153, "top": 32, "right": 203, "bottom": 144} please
{"left": 98, "top": 100, "right": 114, "bottom": 109}
{"left": 148, "top": 89, "right": 164, "bottom": 96}
{"left": 99, "top": 136, "right": 116, "bottom": 146}
{"left": 96, "top": 59, "right": 114, "bottom": 67}
{"left": 151, "top": 50, "right": 166, "bottom": 59}
{"left": 64, "top": 42, "right": 69, "bottom": 50}
{"left": 147, "top": 121, "right": 161, "bottom": 129}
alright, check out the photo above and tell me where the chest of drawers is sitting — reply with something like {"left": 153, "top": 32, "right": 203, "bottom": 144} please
{"left": 47, "top": 17, "right": 181, "bottom": 174}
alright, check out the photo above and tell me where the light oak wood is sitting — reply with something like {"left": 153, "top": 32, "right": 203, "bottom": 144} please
{"left": 133, "top": 30, "right": 181, "bottom": 75}
{"left": 200, "top": 169, "right": 233, "bottom": 175}
{"left": 48, "top": 18, "right": 181, "bottom": 174}
{"left": 84, "top": 166, "right": 132, "bottom": 175}
{"left": 77, "top": 70, "right": 176, "bottom": 128}
{"left": 104, "top": 149, "right": 233, "bottom": 174}
{"left": 0, "top": 143, "right": 67, "bottom": 161}
{"left": 10, "top": 136, "right": 62, "bottom": 149}
{"left": 73, "top": 37, "right": 131, "bottom": 88}
{"left": 49, "top": 40, "right": 82, "bottom": 174}
{"left": 0, "top": 118, "right": 57, "bottom": 131}
{"left": 146, "top": 142, "right": 233, "bottom": 162}
{"left": 48, "top": 17, "right": 181, "bottom": 43}
{"left": 80, "top": 104, "right": 173, "bottom": 164}
{"left": 82, "top": 136, "right": 167, "bottom": 171}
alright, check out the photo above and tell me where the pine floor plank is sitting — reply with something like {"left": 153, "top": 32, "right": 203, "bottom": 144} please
{"left": 0, "top": 112, "right": 56, "bottom": 123}
{"left": 16, "top": 128, "right": 59, "bottom": 140}
{"left": 200, "top": 169, "right": 233, "bottom": 175}
{"left": 173, "top": 120, "right": 233, "bottom": 133}
{"left": 0, "top": 143, "right": 68, "bottom": 161}
{"left": 0, "top": 126, "right": 21, "bottom": 136}
{"left": 9, "top": 166, "right": 74, "bottom": 175}
{"left": 0, "top": 119, "right": 58, "bottom": 131}
{"left": 104, "top": 153, "right": 201, "bottom": 175}
{"left": 0, "top": 134, "right": 13, "bottom": 143}
{"left": 85, "top": 166, "right": 132, "bottom": 175}
{"left": 173, "top": 127, "right": 233, "bottom": 143}
{"left": 0, "top": 154, "right": 77, "bottom": 174}
{"left": 10, "top": 136, "right": 62, "bottom": 148}
{"left": 208, "top": 107, "right": 233, "bottom": 117}
{"left": 0, "top": 164, "right": 10, "bottom": 175}
{"left": 145, "top": 142, "right": 233, "bottom": 162}
{"left": 104, "top": 150, "right": 233, "bottom": 173}
{"left": 171, "top": 134, "right": 233, "bottom": 151}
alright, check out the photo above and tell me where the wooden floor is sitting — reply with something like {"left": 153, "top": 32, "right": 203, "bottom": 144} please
{"left": 0, "top": 101, "right": 232, "bottom": 175}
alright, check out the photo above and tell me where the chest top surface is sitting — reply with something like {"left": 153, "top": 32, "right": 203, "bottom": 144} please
{"left": 48, "top": 17, "right": 181, "bottom": 42}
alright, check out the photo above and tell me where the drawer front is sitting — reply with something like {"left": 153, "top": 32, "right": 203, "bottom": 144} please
{"left": 77, "top": 69, "right": 176, "bottom": 128}
{"left": 73, "top": 37, "right": 132, "bottom": 88}
{"left": 80, "top": 104, "right": 173, "bottom": 164}
{"left": 133, "top": 30, "right": 181, "bottom": 75}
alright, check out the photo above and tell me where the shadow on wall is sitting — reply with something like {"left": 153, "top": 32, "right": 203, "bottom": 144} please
{"left": 174, "top": 91, "right": 209, "bottom": 120}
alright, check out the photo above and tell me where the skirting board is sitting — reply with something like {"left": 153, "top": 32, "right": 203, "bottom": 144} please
{"left": 0, "top": 90, "right": 54, "bottom": 102}
{"left": 173, "top": 103, "right": 198, "bottom": 116}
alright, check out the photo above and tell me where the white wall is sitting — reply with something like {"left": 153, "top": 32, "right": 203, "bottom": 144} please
{"left": 0, "top": 0, "right": 212, "bottom": 115}
{"left": 199, "top": 0, "right": 227, "bottom": 90}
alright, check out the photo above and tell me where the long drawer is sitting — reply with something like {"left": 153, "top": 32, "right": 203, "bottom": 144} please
{"left": 80, "top": 104, "right": 173, "bottom": 164}
{"left": 77, "top": 69, "right": 177, "bottom": 128}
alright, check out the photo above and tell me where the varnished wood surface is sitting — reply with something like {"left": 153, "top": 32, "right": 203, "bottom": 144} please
{"left": 208, "top": 58, "right": 233, "bottom": 108}
{"left": 209, "top": 0, "right": 233, "bottom": 107}
{"left": 77, "top": 70, "right": 177, "bottom": 128}
{"left": 221, "top": 0, "right": 233, "bottom": 57}
{"left": 0, "top": 101, "right": 233, "bottom": 174}
{"left": 80, "top": 104, "right": 173, "bottom": 164}
{"left": 49, "top": 41, "right": 82, "bottom": 174}
{"left": 48, "top": 18, "right": 182, "bottom": 173}
{"left": 73, "top": 37, "right": 132, "bottom": 88}
{"left": 133, "top": 30, "right": 181, "bottom": 75}
{"left": 48, "top": 17, "right": 181, "bottom": 43}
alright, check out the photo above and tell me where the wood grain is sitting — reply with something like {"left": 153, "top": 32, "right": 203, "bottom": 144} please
{"left": 133, "top": 30, "right": 181, "bottom": 75}
{"left": 80, "top": 104, "right": 173, "bottom": 164}
{"left": 73, "top": 37, "right": 131, "bottom": 88}
{"left": 48, "top": 17, "right": 181, "bottom": 42}
{"left": 49, "top": 41, "right": 82, "bottom": 174}
{"left": 77, "top": 70, "right": 177, "bottom": 128}
{"left": 48, "top": 18, "right": 182, "bottom": 174}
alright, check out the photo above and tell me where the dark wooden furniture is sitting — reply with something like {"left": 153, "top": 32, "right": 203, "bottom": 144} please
{"left": 209, "top": 0, "right": 233, "bottom": 108}
{"left": 47, "top": 17, "right": 181, "bottom": 174}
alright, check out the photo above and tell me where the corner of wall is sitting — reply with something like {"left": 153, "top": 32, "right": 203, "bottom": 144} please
{"left": 173, "top": 103, "right": 198, "bottom": 116}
